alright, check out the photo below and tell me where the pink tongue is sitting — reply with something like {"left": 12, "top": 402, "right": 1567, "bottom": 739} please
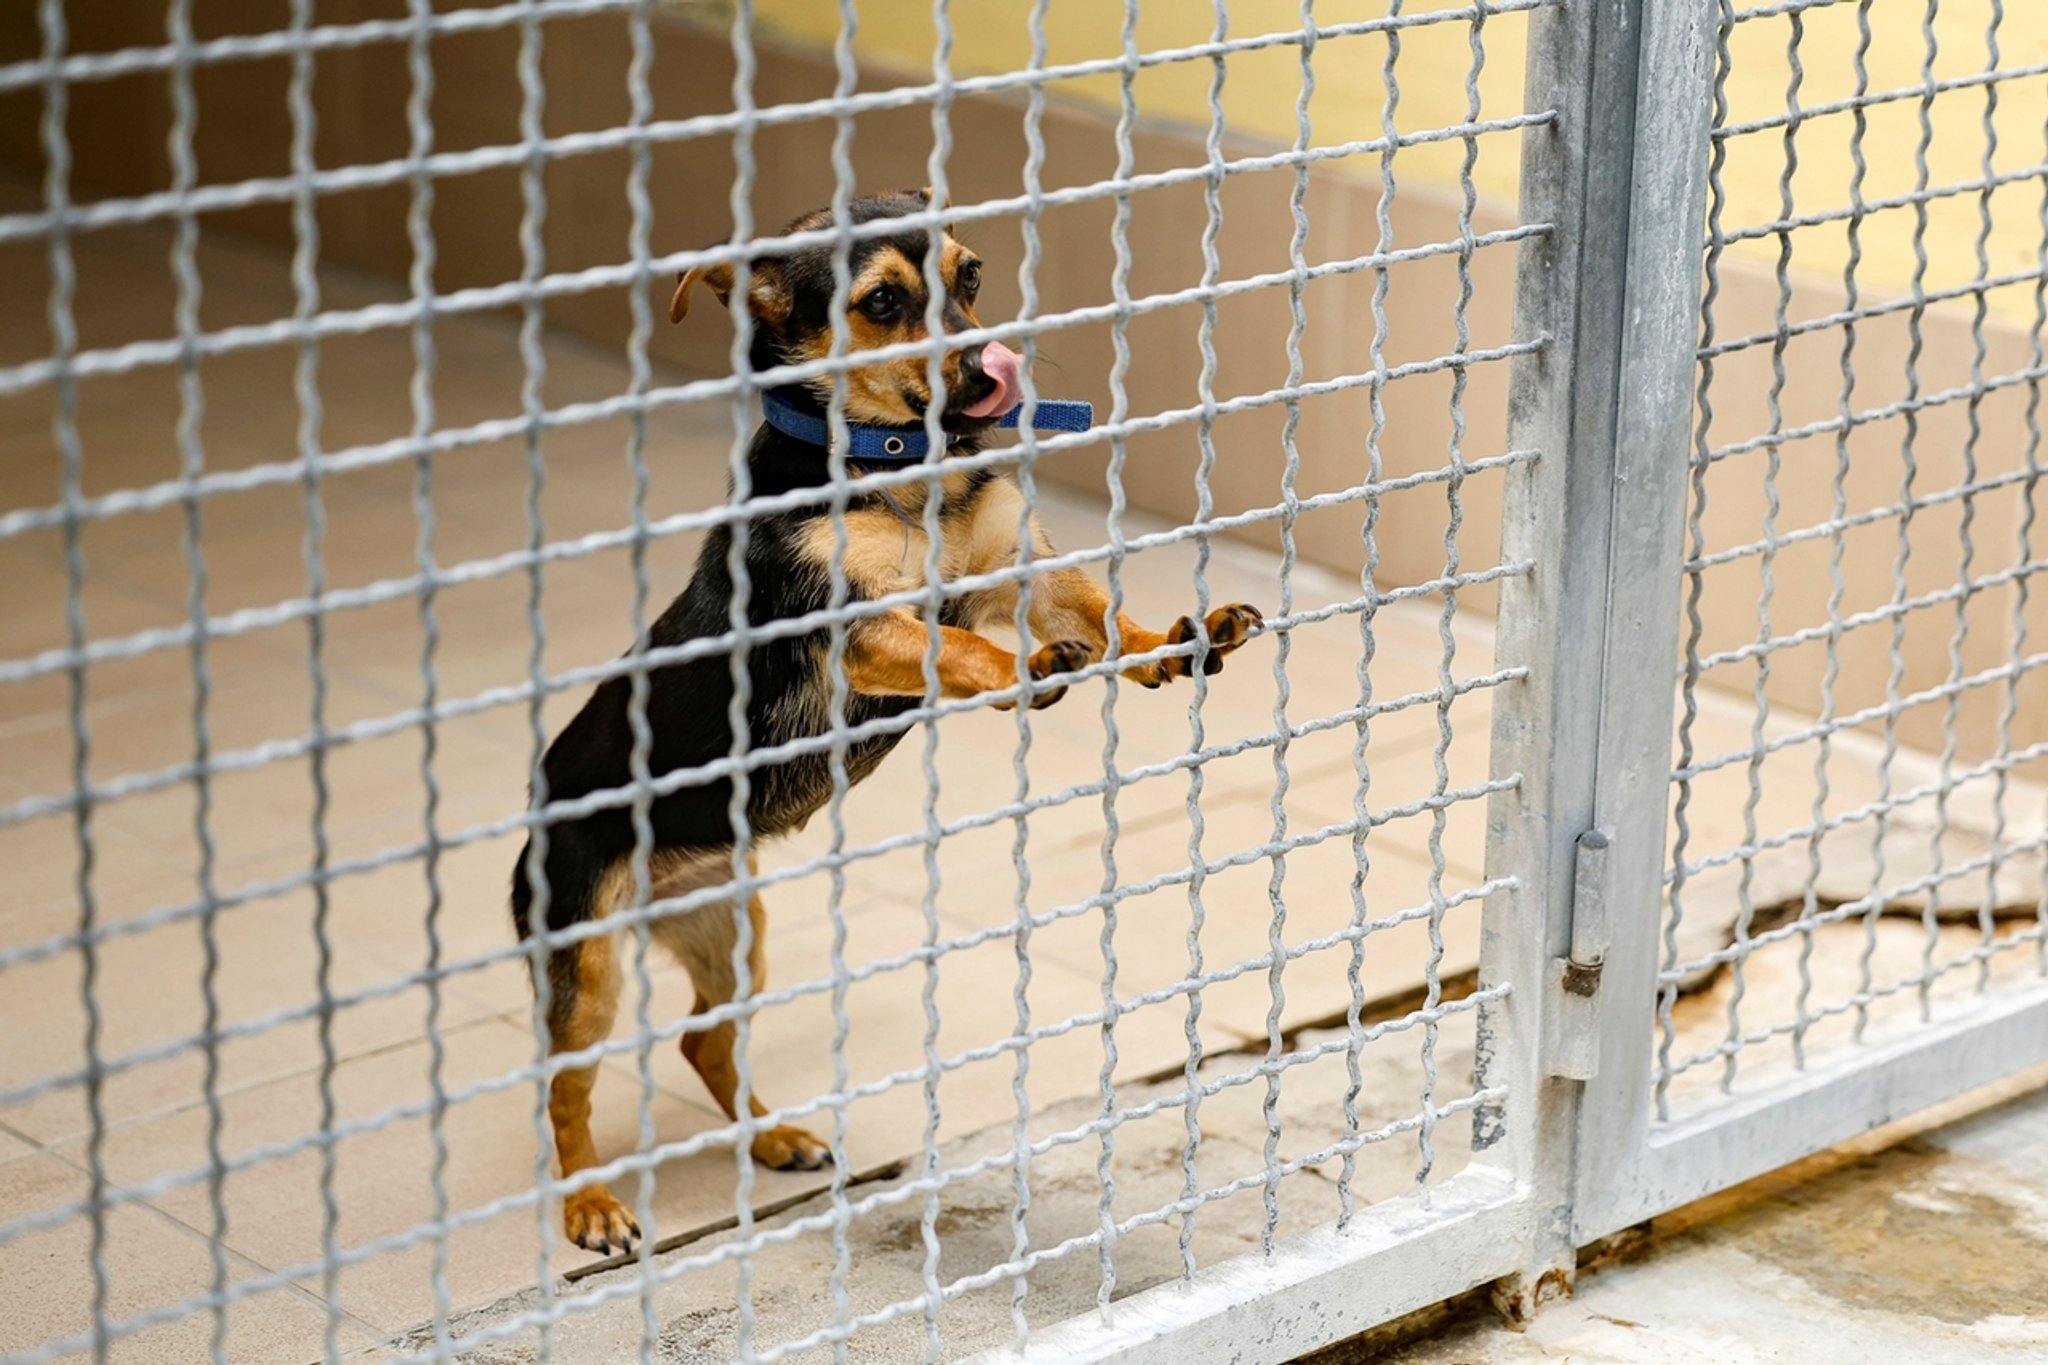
{"left": 963, "top": 341, "right": 1022, "bottom": 419}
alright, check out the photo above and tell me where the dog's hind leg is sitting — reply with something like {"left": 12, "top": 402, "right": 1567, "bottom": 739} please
{"left": 544, "top": 931, "right": 643, "bottom": 1253}
{"left": 515, "top": 842, "right": 641, "bottom": 1255}
{"left": 658, "top": 872, "right": 833, "bottom": 1171}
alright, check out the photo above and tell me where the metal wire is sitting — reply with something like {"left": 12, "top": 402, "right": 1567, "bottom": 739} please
{"left": 1005, "top": 0, "right": 1055, "bottom": 1335}
{"left": 1092, "top": 2, "right": 1141, "bottom": 1318}
{"left": 402, "top": 0, "right": 457, "bottom": 1348}
{"left": 819, "top": 4, "right": 866, "bottom": 1357}
{"left": 513, "top": 0, "right": 565, "bottom": 1350}
{"left": 163, "top": 1, "right": 231, "bottom": 1357}
{"left": 33, "top": 3, "right": 113, "bottom": 1359}
{"left": 1259, "top": 0, "right": 1315, "bottom": 1252}
{"left": 914, "top": 10, "right": 959, "bottom": 1355}
{"left": 621, "top": 1, "right": 666, "bottom": 1357}
{"left": 1171, "top": 0, "right": 1229, "bottom": 1286}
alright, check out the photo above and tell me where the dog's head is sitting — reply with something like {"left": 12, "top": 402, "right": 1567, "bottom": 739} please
{"left": 669, "top": 188, "right": 1019, "bottom": 438}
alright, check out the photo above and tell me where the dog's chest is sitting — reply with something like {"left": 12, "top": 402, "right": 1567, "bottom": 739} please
{"left": 935, "top": 476, "right": 1029, "bottom": 582}
{"left": 814, "top": 476, "right": 1027, "bottom": 596}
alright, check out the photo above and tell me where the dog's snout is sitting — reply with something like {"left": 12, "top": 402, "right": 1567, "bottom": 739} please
{"left": 958, "top": 344, "right": 986, "bottom": 381}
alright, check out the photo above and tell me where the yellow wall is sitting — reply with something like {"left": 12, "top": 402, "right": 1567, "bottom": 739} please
{"left": 753, "top": 0, "right": 2048, "bottom": 325}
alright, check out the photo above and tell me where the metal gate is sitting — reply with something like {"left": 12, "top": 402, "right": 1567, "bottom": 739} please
{"left": 3, "top": 0, "right": 2047, "bottom": 1361}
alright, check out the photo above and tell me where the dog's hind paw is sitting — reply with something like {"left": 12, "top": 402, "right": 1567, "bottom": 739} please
{"left": 564, "top": 1184, "right": 641, "bottom": 1255}
{"left": 752, "top": 1123, "right": 835, "bottom": 1171}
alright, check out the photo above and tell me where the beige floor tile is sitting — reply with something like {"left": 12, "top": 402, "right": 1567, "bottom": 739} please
{"left": 0, "top": 627, "right": 450, "bottom": 882}
{"left": 1654, "top": 681, "right": 2048, "bottom": 982}
{"left": 0, "top": 878, "right": 506, "bottom": 1146}
{"left": 307, "top": 553, "right": 649, "bottom": 728}
{"left": 0, "top": 535, "right": 206, "bottom": 740}
{"left": 605, "top": 892, "right": 1160, "bottom": 1177}
{"left": 1658, "top": 677, "right": 2045, "bottom": 878}
{"left": 56, "top": 1017, "right": 747, "bottom": 1335}
{"left": 1666, "top": 684, "right": 1891, "bottom": 874}
{"left": 826, "top": 767, "right": 1491, "bottom": 1118}
{"left": 309, "top": 829, "right": 559, "bottom": 1021}
{"left": 0, "top": 779, "right": 193, "bottom": 946}
{"left": 69, "top": 481, "right": 431, "bottom": 629}
{"left": 760, "top": 649, "right": 1494, "bottom": 933}
{"left": 764, "top": 701, "right": 1156, "bottom": 904}
{"left": 0, "top": 1149, "right": 381, "bottom": 1363}
{"left": 982, "top": 810, "right": 1489, "bottom": 1055}
{"left": 0, "top": 1125, "right": 34, "bottom": 1162}
{"left": 1276, "top": 699, "right": 1499, "bottom": 883}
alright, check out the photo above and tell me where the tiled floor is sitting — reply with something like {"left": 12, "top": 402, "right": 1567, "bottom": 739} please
{"left": 5, "top": 203, "right": 2044, "bottom": 1363}
{"left": 0, "top": 200, "right": 1513, "bottom": 1360}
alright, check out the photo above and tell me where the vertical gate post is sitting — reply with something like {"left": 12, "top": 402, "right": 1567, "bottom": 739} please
{"left": 1478, "top": 0, "right": 1717, "bottom": 1316}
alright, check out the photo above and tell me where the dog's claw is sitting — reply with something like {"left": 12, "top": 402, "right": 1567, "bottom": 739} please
{"left": 564, "top": 1185, "right": 640, "bottom": 1257}
{"left": 1141, "top": 604, "right": 1261, "bottom": 684}
{"left": 753, "top": 1123, "right": 834, "bottom": 1170}
{"left": 1024, "top": 639, "right": 1092, "bottom": 710}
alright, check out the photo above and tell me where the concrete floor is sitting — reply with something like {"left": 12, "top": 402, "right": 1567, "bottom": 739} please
{"left": 346, "top": 1041, "right": 2048, "bottom": 1365}
{"left": 1358, "top": 1062, "right": 2048, "bottom": 1365}
{"left": 6, "top": 191, "right": 2048, "bottom": 1364}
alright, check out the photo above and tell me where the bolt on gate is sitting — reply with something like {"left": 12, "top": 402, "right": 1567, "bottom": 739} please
{"left": 2, "top": 0, "right": 2046, "bottom": 1361}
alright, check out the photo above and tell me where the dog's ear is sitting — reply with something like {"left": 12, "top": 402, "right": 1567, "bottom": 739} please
{"left": 669, "top": 258, "right": 789, "bottom": 327}
{"left": 669, "top": 262, "right": 731, "bottom": 323}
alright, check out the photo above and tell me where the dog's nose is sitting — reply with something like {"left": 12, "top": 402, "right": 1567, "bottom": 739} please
{"left": 958, "top": 345, "right": 986, "bottom": 382}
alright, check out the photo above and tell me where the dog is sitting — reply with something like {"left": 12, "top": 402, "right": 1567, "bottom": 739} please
{"left": 512, "top": 188, "right": 1263, "bottom": 1254}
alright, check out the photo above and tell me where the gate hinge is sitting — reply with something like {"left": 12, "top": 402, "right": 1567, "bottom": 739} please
{"left": 1544, "top": 827, "right": 1612, "bottom": 1081}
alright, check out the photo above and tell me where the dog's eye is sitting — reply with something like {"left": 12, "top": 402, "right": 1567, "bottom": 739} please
{"left": 957, "top": 260, "right": 981, "bottom": 301}
{"left": 858, "top": 286, "right": 901, "bottom": 322}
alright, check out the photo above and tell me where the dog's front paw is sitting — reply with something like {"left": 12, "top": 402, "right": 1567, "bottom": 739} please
{"left": 564, "top": 1184, "right": 641, "bottom": 1255}
{"left": 751, "top": 1123, "right": 834, "bottom": 1170}
{"left": 1022, "top": 639, "right": 1091, "bottom": 711}
{"left": 1167, "top": 603, "right": 1262, "bottom": 678}
{"left": 1124, "top": 603, "right": 1263, "bottom": 685}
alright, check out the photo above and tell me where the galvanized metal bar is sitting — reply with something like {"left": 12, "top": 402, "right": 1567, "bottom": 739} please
{"left": 1581, "top": 974, "right": 2048, "bottom": 1242}
{"left": 1561, "top": 0, "right": 1721, "bottom": 1242}
{"left": 1481, "top": 0, "right": 1717, "bottom": 1281}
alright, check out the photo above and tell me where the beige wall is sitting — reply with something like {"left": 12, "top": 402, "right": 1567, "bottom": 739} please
{"left": 4, "top": 2, "right": 2042, "bottom": 774}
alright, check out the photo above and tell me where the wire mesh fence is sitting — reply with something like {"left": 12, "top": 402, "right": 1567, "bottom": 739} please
{"left": 6, "top": 0, "right": 2048, "bottom": 1361}
{"left": 0, "top": 1, "right": 1553, "bottom": 1361}
{"left": 1656, "top": 0, "right": 2048, "bottom": 1120}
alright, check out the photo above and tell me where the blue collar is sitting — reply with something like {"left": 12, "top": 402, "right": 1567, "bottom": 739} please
{"left": 760, "top": 389, "right": 1093, "bottom": 462}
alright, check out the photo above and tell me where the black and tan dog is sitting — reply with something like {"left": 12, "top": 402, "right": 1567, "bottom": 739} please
{"left": 512, "top": 188, "right": 1263, "bottom": 1254}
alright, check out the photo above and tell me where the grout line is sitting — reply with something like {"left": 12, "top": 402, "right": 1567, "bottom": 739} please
{"left": 1127, "top": 968, "right": 1485, "bottom": 1091}
{"left": 25, "top": 1013, "right": 512, "bottom": 1152}
{"left": 33, "top": 1141, "right": 390, "bottom": 1344}
{"left": 557, "top": 1156, "right": 913, "bottom": 1284}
